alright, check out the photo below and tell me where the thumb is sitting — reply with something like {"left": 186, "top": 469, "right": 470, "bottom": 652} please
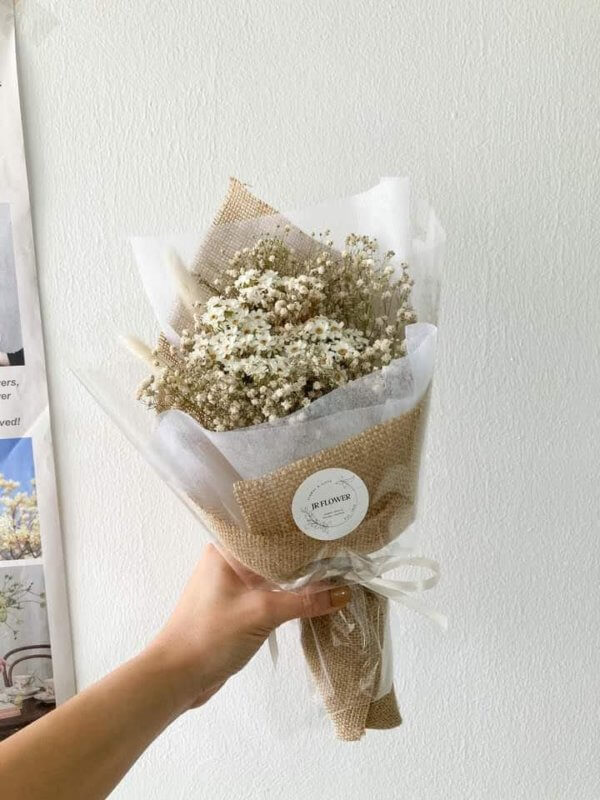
{"left": 261, "top": 585, "right": 352, "bottom": 627}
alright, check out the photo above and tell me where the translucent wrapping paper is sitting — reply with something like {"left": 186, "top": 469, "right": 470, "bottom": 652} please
{"left": 84, "top": 177, "right": 445, "bottom": 741}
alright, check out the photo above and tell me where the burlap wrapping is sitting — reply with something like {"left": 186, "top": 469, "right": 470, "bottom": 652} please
{"left": 157, "top": 179, "right": 428, "bottom": 740}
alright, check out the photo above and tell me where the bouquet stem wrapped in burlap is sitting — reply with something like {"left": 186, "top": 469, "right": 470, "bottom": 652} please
{"left": 155, "top": 180, "right": 431, "bottom": 741}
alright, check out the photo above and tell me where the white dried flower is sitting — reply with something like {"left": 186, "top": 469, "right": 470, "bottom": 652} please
{"left": 137, "top": 231, "right": 417, "bottom": 430}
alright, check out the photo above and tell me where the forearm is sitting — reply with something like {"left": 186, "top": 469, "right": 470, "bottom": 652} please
{"left": 0, "top": 647, "right": 189, "bottom": 800}
{"left": 0, "top": 547, "right": 347, "bottom": 799}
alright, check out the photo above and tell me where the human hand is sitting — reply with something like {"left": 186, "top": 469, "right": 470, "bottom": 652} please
{"left": 147, "top": 544, "right": 350, "bottom": 712}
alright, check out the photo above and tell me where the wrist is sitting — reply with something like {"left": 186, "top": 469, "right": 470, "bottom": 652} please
{"left": 139, "top": 638, "right": 212, "bottom": 714}
{"left": 133, "top": 644, "right": 197, "bottom": 717}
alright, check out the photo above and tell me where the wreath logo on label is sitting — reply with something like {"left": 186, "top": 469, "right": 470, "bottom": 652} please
{"left": 291, "top": 468, "right": 369, "bottom": 541}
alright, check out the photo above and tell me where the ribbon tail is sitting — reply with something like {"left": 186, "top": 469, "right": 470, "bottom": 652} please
{"left": 366, "top": 578, "right": 448, "bottom": 631}
{"left": 267, "top": 629, "right": 279, "bottom": 668}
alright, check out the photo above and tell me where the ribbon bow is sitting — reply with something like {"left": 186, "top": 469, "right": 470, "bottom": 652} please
{"left": 268, "top": 551, "right": 446, "bottom": 665}
{"left": 339, "top": 551, "right": 448, "bottom": 630}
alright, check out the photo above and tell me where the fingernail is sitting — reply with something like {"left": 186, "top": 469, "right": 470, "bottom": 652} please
{"left": 330, "top": 586, "right": 351, "bottom": 608}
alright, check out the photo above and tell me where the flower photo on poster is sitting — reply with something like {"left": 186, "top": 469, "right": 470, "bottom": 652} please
{"left": 0, "top": 566, "right": 46, "bottom": 639}
{"left": 0, "top": 441, "right": 54, "bottom": 738}
{"left": 0, "top": 438, "right": 40, "bottom": 562}
{"left": 0, "top": 563, "right": 55, "bottom": 739}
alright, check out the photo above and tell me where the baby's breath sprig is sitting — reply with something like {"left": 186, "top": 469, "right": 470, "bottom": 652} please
{"left": 137, "top": 232, "right": 416, "bottom": 431}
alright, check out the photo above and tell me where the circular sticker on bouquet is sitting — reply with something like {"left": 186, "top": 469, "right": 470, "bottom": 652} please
{"left": 292, "top": 468, "right": 369, "bottom": 541}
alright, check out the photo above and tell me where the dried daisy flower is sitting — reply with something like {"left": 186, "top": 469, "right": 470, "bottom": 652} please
{"left": 137, "top": 232, "right": 417, "bottom": 431}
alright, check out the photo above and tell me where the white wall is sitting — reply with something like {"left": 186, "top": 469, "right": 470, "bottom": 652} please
{"left": 16, "top": 1, "right": 600, "bottom": 798}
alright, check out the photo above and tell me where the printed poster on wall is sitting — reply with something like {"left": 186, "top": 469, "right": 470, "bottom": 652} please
{"left": 0, "top": 0, "right": 75, "bottom": 739}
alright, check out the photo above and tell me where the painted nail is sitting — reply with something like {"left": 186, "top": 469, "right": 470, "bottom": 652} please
{"left": 330, "top": 586, "right": 351, "bottom": 608}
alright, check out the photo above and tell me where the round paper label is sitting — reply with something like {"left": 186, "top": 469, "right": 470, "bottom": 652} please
{"left": 291, "top": 468, "right": 369, "bottom": 541}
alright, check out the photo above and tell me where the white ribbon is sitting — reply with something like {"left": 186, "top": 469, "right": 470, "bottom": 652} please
{"left": 347, "top": 552, "right": 448, "bottom": 631}
{"left": 267, "top": 552, "right": 446, "bottom": 667}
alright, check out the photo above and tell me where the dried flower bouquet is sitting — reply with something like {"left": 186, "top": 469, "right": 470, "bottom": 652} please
{"left": 108, "top": 178, "right": 445, "bottom": 740}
